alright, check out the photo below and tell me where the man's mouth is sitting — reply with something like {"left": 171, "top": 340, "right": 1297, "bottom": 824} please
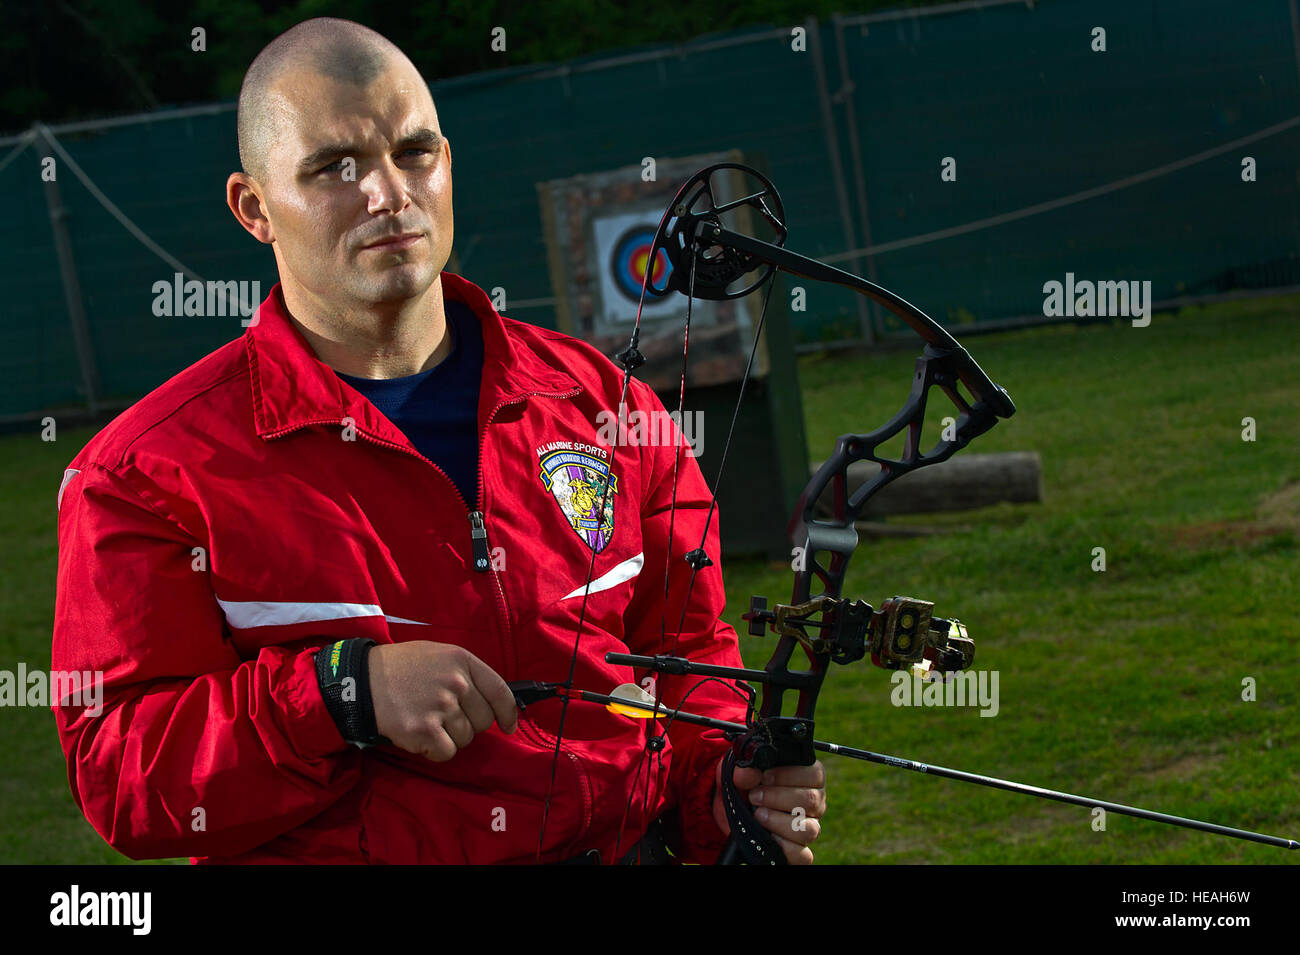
{"left": 361, "top": 233, "right": 424, "bottom": 251}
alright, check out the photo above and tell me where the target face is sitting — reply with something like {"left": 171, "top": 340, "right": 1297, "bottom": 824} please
{"left": 609, "top": 226, "right": 673, "bottom": 302}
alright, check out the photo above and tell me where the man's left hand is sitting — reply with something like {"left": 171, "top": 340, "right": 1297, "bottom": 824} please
{"left": 711, "top": 755, "right": 826, "bottom": 864}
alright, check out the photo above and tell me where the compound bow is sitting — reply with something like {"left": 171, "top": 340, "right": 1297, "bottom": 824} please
{"left": 510, "top": 162, "right": 1297, "bottom": 863}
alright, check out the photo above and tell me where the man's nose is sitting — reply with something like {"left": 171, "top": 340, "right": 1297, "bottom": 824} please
{"left": 360, "top": 158, "right": 410, "bottom": 214}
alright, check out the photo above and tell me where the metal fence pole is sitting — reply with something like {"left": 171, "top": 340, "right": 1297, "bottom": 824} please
{"left": 807, "top": 16, "right": 874, "bottom": 345}
{"left": 833, "top": 13, "right": 882, "bottom": 345}
{"left": 35, "top": 124, "right": 101, "bottom": 416}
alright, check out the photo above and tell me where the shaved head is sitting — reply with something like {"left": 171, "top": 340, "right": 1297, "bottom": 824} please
{"left": 237, "top": 18, "right": 409, "bottom": 180}
{"left": 225, "top": 15, "right": 454, "bottom": 339}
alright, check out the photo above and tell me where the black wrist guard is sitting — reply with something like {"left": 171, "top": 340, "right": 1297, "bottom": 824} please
{"left": 314, "top": 638, "right": 389, "bottom": 749}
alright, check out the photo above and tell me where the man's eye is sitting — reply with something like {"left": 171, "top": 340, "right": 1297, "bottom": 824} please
{"left": 312, "top": 149, "right": 431, "bottom": 176}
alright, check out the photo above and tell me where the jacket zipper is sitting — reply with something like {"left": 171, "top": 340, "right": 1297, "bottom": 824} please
{"left": 468, "top": 510, "right": 490, "bottom": 572}
{"left": 475, "top": 388, "right": 595, "bottom": 855}
{"left": 475, "top": 388, "right": 580, "bottom": 667}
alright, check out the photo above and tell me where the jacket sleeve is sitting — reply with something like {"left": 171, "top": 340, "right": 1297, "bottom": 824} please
{"left": 51, "top": 462, "right": 361, "bottom": 860}
{"left": 619, "top": 381, "right": 750, "bottom": 863}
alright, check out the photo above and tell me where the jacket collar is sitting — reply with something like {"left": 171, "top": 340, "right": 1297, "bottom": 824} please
{"left": 245, "top": 272, "right": 577, "bottom": 441}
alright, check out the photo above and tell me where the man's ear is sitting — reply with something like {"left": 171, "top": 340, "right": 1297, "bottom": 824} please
{"left": 226, "top": 172, "right": 275, "bottom": 244}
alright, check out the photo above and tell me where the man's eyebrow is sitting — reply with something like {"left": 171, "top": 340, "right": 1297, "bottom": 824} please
{"left": 298, "top": 142, "right": 358, "bottom": 172}
{"left": 297, "top": 129, "right": 444, "bottom": 172}
{"left": 395, "top": 128, "right": 444, "bottom": 151}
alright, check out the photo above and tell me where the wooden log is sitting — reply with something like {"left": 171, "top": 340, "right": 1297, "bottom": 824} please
{"left": 811, "top": 451, "right": 1042, "bottom": 518}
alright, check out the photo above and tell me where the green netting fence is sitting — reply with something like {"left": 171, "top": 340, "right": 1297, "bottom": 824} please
{"left": 2, "top": 0, "right": 1297, "bottom": 421}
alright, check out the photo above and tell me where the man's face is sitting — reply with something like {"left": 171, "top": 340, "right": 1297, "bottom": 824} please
{"left": 255, "top": 57, "right": 453, "bottom": 308}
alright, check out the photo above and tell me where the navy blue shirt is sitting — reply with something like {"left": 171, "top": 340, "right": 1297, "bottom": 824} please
{"left": 336, "top": 301, "right": 484, "bottom": 507}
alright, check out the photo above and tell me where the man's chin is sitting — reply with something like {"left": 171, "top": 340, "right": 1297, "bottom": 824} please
{"left": 357, "top": 264, "right": 438, "bottom": 305}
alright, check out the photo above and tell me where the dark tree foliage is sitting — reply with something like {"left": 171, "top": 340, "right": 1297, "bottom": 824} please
{"left": 1, "top": 0, "right": 939, "bottom": 135}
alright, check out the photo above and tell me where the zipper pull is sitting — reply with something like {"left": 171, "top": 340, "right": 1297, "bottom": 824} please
{"left": 469, "top": 511, "right": 491, "bottom": 573}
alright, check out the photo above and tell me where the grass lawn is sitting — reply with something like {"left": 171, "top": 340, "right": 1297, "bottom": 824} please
{"left": 2, "top": 293, "right": 1296, "bottom": 863}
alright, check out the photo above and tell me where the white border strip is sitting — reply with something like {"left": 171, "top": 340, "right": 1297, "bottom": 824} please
{"left": 216, "top": 598, "right": 429, "bottom": 629}
{"left": 562, "top": 553, "right": 645, "bottom": 600}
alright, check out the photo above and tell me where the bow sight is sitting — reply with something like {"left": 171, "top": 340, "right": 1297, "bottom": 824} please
{"left": 528, "top": 161, "right": 1297, "bottom": 864}
{"left": 743, "top": 594, "right": 975, "bottom": 676}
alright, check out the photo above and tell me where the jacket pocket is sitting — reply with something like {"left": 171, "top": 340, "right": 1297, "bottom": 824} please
{"left": 358, "top": 726, "right": 594, "bottom": 864}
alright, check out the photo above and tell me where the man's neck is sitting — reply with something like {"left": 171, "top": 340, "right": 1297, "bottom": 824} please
{"left": 280, "top": 276, "right": 452, "bottom": 379}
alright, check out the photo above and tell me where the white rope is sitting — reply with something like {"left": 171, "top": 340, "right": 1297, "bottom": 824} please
{"left": 36, "top": 125, "right": 249, "bottom": 322}
{"left": 31, "top": 112, "right": 1299, "bottom": 319}
{"left": 508, "top": 116, "right": 1300, "bottom": 309}
{"left": 0, "top": 131, "right": 36, "bottom": 178}
{"left": 36, "top": 124, "right": 208, "bottom": 281}
{"left": 826, "top": 114, "right": 1300, "bottom": 262}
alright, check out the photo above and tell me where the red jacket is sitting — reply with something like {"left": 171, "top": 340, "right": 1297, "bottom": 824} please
{"left": 51, "top": 272, "right": 746, "bottom": 864}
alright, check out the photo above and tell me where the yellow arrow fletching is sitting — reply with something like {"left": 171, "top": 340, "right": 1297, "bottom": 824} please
{"left": 606, "top": 701, "right": 665, "bottom": 719}
{"left": 605, "top": 683, "right": 668, "bottom": 720}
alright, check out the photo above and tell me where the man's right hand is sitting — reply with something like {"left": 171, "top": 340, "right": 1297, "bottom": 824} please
{"left": 368, "top": 642, "right": 518, "bottom": 761}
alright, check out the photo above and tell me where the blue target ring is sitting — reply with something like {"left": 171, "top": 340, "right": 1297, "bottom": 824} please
{"left": 610, "top": 226, "right": 672, "bottom": 302}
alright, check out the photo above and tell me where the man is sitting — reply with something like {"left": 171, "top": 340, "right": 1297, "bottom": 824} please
{"left": 51, "top": 17, "right": 825, "bottom": 864}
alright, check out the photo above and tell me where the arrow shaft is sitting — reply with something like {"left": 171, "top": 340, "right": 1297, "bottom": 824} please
{"left": 816, "top": 740, "right": 1298, "bottom": 850}
{"left": 551, "top": 687, "right": 1298, "bottom": 850}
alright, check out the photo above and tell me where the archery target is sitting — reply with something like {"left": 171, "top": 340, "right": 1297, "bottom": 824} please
{"left": 610, "top": 225, "right": 672, "bottom": 301}
{"left": 592, "top": 212, "right": 679, "bottom": 324}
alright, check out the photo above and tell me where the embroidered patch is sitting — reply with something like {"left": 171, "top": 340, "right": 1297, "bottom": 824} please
{"left": 537, "top": 441, "right": 618, "bottom": 553}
